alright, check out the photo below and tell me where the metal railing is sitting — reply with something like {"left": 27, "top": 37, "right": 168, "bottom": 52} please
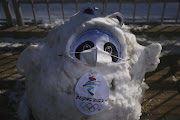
{"left": 1, "top": 0, "right": 180, "bottom": 26}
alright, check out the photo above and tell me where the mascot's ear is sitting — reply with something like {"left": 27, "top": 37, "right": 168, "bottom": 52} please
{"left": 107, "top": 12, "right": 124, "bottom": 27}
{"left": 80, "top": 3, "right": 97, "bottom": 15}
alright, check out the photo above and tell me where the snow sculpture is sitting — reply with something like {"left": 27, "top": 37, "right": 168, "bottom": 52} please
{"left": 16, "top": 5, "right": 161, "bottom": 120}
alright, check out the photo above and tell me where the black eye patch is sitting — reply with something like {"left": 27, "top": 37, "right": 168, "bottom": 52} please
{"left": 104, "top": 42, "right": 118, "bottom": 62}
{"left": 75, "top": 41, "right": 94, "bottom": 59}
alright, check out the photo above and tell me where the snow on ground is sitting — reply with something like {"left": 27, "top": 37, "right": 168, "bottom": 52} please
{"left": 124, "top": 25, "right": 180, "bottom": 56}
{"left": 136, "top": 35, "right": 180, "bottom": 56}
{"left": 0, "top": 37, "right": 44, "bottom": 49}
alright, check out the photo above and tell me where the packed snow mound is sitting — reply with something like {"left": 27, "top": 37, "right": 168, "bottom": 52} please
{"left": 16, "top": 5, "right": 161, "bottom": 120}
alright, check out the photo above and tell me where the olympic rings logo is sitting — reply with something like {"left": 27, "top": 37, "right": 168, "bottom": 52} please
{"left": 80, "top": 102, "right": 100, "bottom": 112}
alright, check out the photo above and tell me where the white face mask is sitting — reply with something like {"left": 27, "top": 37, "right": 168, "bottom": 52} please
{"left": 70, "top": 46, "right": 126, "bottom": 67}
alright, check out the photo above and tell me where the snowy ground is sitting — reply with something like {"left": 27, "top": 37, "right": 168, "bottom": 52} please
{"left": 137, "top": 35, "right": 180, "bottom": 56}
{"left": 0, "top": 37, "right": 43, "bottom": 49}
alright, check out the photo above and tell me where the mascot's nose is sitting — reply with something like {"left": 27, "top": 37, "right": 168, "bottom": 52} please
{"left": 80, "top": 46, "right": 112, "bottom": 66}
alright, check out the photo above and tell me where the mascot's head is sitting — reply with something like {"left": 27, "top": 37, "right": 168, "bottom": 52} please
{"left": 17, "top": 4, "right": 161, "bottom": 120}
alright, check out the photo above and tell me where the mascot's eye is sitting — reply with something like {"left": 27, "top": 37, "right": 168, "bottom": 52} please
{"left": 83, "top": 44, "right": 92, "bottom": 51}
{"left": 75, "top": 41, "right": 94, "bottom": 59}
{"left": 105, "top": 46, "right": 112, "bottom": 54}
{"left": 104, "top": 42, "right": 118, "bottom": 62}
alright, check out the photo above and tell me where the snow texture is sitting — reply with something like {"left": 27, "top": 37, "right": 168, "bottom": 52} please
{"left": 16, "top": 6, "right": 161, "bottom": 120}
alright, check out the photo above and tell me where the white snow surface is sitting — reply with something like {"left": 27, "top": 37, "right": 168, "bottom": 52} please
{"left": 14, "top": 11, "right": 163, "bottom": 120}
{"left": 0, "top": 37, "right": 44, "bottom": 48}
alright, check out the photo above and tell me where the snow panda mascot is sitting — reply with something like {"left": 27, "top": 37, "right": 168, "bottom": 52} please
{"left": 17, "top": 4, "right": 161, "bottom": 120}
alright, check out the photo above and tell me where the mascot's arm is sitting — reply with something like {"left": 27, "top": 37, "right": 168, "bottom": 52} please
{"left": 144, "top": 43, "right": 162, "bottom": 72}
{"left": 124, "top": 32, "right": 162, "bottom": 82}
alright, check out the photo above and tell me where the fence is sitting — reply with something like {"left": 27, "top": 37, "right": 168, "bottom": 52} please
{"left": 0, "top": 0, "right": 180, "bottom": 26}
